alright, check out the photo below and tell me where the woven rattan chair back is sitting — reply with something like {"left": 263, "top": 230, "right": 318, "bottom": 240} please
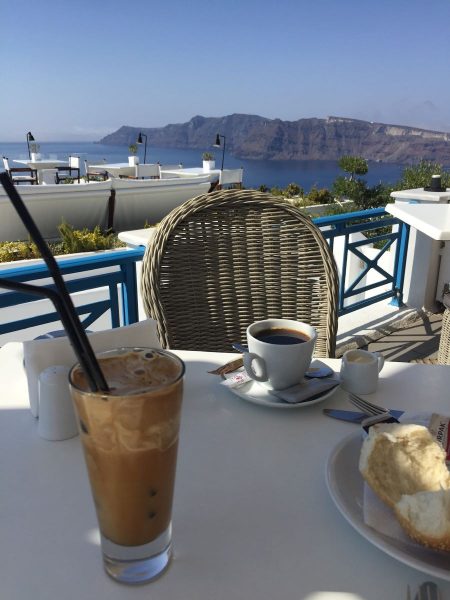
{"left": 437, "top": 308, "right": 450, "bottom": 364}
{"left": 141, "top": 189, "right": 339, "bottom": 356}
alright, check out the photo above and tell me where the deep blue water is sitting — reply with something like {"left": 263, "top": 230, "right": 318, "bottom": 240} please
{"left": 0, "top": 141, "right": 405, "bottom": 191}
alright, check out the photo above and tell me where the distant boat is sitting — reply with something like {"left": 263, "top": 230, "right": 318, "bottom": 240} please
{"left": 0, "top": 175, "right": 213, "bottom": 241}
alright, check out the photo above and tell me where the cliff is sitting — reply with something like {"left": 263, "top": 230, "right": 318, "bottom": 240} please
{"left": 99, "top": 114, "right": 450, "bottom": 165}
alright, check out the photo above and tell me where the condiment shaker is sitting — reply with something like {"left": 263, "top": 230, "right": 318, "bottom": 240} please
{"left": 38, "top": 365, "right": 78, "bottom": 441}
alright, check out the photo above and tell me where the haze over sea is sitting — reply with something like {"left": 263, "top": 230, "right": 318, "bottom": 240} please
{"left": 0, "top": 141, "right": 405, "bottom": 192}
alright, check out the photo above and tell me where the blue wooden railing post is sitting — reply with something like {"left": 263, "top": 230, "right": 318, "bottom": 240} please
{"left": 389, "top": 220, "right": 410, "bottom": 307}
{"left": 120, "top": 260, "right": 139, "bottom": 325}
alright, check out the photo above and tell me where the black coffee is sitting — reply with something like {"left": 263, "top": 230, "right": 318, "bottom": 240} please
{"left": 254, "top": 327, "right": 310, "bottom": 345}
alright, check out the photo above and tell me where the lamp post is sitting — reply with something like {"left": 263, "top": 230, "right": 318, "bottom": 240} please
{"left": 213, "top": 133, "right": 226, "bottom": 170}
{"left": 137, "top": 132, "right": 148, "bottom": 164}
{"left": 26, "top": 131, "right": 35, "bottom": 160}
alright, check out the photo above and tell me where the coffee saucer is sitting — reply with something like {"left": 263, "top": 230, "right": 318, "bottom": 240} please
{"left": 226, "top": 370, "right": 339, "bottom": 409}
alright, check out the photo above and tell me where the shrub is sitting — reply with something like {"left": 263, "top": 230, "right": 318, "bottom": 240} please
{"left": 58, "top": 222, "right": 118, "bottom": 254}
{"left": 283, "top": 182, "right": 303, "bottom": 198}
{"left": 361, "top": 183, "right": 394, "bottom": 209}
{"left": 0, "top": 224, "right": 125, "bottom": 263}
{"left": 321, "top": 204, "right": 351, "bottom": 216}
{"left": 332, "top": 176, "right": 366, "bottom": 203}
{"left": 305, "top": 186, "right": 334, "bottom": 204}
{"left": 270, "top": 186, "right": 284, "bottom": 196}
{"left": 0, "top": 241, "right": 38, "bottom": 262}
{"left": 396, "top": 160, "right": 450, "bottom": 190}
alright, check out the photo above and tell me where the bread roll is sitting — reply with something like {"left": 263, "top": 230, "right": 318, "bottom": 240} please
{"left": 359, "top": 422, "right": 450, "bottom": 551}
{"left": 395, "top": 488, "right": 450, "bottom": 551}
{"left": 359, "top": 423, "right": 450, "bottom": 508}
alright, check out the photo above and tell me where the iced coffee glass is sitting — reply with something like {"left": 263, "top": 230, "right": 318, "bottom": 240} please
{"left": 69, "top": 347, "right": 185, "bottom": 584}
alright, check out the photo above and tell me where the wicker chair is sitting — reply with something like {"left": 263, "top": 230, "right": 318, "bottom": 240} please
{"left": 436, "top": 309, "right": 450, "bottom": 364}
{"left": 141, "top": 189, "right": 339, "bottom": 356}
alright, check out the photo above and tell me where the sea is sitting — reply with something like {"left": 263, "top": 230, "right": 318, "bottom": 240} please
{"left": 0, "top": 141, "right": 406, "bottom": 191}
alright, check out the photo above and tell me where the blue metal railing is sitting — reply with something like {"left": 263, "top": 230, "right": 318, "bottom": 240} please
{"left": 0, "top": 248, "right": 144, "bottom": 335}
{"left": 313, "top": 208, "right": 410, "bottom": 315}
{"left": 0, "top": 208, "right": 410, "bottom": 336}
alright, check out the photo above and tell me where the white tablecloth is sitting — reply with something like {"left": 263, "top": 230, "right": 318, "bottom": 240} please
{"left": 1, "top": 344, "right": 450, "bottom": 599}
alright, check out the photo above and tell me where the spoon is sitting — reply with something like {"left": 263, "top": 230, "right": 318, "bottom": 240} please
{"left": 232, "top": 342, "right": 248, "bottom": 354}
{"left": 231, "top": 343, "right": 334, "bottom": 378}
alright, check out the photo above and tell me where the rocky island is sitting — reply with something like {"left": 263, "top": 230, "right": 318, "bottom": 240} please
{"left": 99, "top": 114, "right": 450, "bottom": 165}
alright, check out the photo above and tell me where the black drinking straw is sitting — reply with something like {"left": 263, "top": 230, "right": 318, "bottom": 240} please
{"left": 0, "top": 172, "right": 109, "bottom": 392}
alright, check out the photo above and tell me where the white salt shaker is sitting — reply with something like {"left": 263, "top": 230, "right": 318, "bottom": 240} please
{"left": 38, "top": 365, "right": 78, "bottom": 441}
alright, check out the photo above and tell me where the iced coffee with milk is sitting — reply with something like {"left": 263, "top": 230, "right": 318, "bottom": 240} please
{"left": 69, "top": 347, "right": 185, "bottom": 584}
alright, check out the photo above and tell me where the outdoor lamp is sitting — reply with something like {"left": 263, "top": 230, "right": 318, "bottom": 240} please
{"left": 213, "top": 133, "right": 226, "bottom": 170}
{"left": 26, "top": 131, "right": 35, "bottom": 160}
{"left": 137, "top": 132, "right": 148, "bottom": 164}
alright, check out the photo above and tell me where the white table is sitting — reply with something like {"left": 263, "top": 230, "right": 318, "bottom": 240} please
{"left": 386, "top": 203, "right": 450, "bottom": 241}
{"left": 13, "top": 159, "right": 69, "bottom": 183}
{"left": 118, "top": 227, "right": 156, "bottom": 247}
{"left": 391, "top": 188, "right": 450, "bottom": 204}
{"left": 2, "top": 344, "right": 450, "bottom": 599}
{"left": 159, "top": 167, "right": 220, "bottom": 179}
{"left": 90, "top": 163, "right": 135, "bottom": 178}
{"left": 14, "top": 158, "right": 69, "bottom": 170}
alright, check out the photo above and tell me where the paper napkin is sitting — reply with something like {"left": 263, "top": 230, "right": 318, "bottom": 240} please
{"left": 23, "top": 319, "right": 161, "bottom": 417}
{"left": 269, "top": 375, "right": 340, "bottom": 404}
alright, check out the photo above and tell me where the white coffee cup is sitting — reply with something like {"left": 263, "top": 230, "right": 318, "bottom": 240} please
{"left": 243, "top": 319, "right": 316, "bottom": 390}
{"left": 340, "top": 349, "right": 385, "bottom": 395}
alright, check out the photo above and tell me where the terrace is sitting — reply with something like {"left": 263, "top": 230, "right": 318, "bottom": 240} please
{"left": 1, "top": 187, "right": 449, "bottom": 596}
{"left": 0, "top": 203, "right": 444, "bottom": 362}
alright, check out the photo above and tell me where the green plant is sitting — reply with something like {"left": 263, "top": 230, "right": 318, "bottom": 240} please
{"left": 396, "top": 160, "right": 450, "bottom": 190}
{"left": 289, "top": 197, "right": 316, "bottom": 209}
{"left": 322, "top": 204, "right": 351, "bottom": 216}
{"left": 29, "top": 142, "right": 40, "bottom": 154}
{"left": 128, "top": 143, "right": 138, "bottom": 155}
{"left": 0, "top": 225, "right": 125, "bottom": 263}
{"left": 269, "top": 186, "right": 284, "bottom": 196}
{"left": 283, "top": 182, "right": 303, "bottom": 198}
{"left": 58, "top": 221, "right": 118, "bottom": 254}
{"left": 362, "top": 183, "right": 394, "bottom": 209}
{"left": 338, "top": 155, "right": 368, "bottom": 180}
{"left": 332, "top": 178, "right": 393, "bottom": 210}
{"left": 305, "top": 186, "right": 334, "bottom": 204}
{"left": 202, "top": 152, "right": 214, "bottom": 161}
{"left": 0, "top": 241, "right": 38, "bottom": 262}
{"left": 332, "top": 176, "right": 366, "bottom": 203}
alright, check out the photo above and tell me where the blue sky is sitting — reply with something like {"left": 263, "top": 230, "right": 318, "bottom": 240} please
{"left": 3, "top": 0, "right": 450, "bottom": 141}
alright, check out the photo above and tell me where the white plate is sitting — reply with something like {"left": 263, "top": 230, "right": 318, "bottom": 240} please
{"left": 326, "top": 432, "right": 450, "bottom": 580}
{"left": 227, "top": 375, "right": 338, "bottom": 409}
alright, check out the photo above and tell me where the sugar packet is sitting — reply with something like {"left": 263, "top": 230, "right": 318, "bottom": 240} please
{"left": 428, "top": 413, "right": 450, "bottom": 462}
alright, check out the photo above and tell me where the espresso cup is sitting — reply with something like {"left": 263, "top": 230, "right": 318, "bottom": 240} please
{"left": 340, "top": 349, "right": 384, "bottom": 395}
{"left": 243, "top": 319, "right": 316, "bottom": 390}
